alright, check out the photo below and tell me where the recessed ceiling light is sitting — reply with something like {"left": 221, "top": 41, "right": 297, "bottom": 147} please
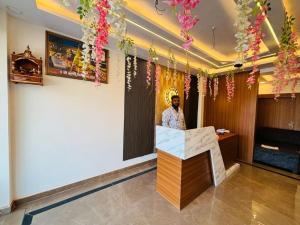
{"left": 6, "top": 6, "right": 23, "bottom": 16}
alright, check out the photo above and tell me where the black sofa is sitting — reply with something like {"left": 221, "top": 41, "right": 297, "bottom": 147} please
{"left": 253, "top": 127, "right": 300, "bottom": 174}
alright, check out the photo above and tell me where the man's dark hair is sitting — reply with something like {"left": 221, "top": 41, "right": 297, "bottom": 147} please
{"left": 171, "top": 95, "right": 180, "bottom": 100}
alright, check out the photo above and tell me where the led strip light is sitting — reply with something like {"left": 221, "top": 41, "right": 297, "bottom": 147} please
{"left": 36, "top": 0, "right": 282, "bottom": 72}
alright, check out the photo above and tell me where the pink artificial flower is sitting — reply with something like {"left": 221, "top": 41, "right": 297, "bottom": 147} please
{"left": 146, "top": 58, "right": 152, "bottom": 87}
{"left": 95, "top": 0, "right": 110, "bottom": 84}
{"left": 182, "top": 0, "right": 201, "bottom": 10}
{"left": 155, "top": 64, "right": 161, "bottom": 93}
{"left": 183, "top": 35, "right": 193, "bottom": 49}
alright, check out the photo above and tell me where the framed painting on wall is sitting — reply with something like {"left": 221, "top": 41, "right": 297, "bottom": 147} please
{"left": 45, "top": 31, "right": 109, "bottom": 83}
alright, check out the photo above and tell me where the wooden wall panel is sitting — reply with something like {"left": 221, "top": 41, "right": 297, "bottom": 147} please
{"left": 295, "top": 94, "right": 300, "bottom": 131}
{"left": 184, "top": 75, "right": 199, "bottom": 129}
{"left": 204, "top": 72, "right": 258, "bottom": 163}
{"left": 155, "top": 66, "right": 185, "bottom": 125}
{"left": 123, "top": 57, "right": 155, "bottom": 160}
{"left": 257, "top": 93, "right": 300, "bottom": 131}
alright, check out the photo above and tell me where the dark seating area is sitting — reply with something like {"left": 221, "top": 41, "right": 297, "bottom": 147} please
{"left": 253, "top": 127, "right": 300, "bottom": 174}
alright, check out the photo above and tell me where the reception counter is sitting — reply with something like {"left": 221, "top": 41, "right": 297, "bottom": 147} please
{"left": 155, "top": 126, "right": 227, "bottom": 209}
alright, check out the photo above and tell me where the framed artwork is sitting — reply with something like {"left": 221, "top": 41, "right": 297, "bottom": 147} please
{"left": 45, "top": 31, "right": 109, "bottom": 83}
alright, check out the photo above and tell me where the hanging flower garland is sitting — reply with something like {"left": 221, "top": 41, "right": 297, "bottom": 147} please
{"left": 155, "top": 64, "right": 161, "bottom": 93}
{"left": 81, "top": 13, "right": 98, "bottom": 79}
{"left": 75, "top": 1, "right": 98, "bottom": 79}
{"left": 146, "top": 58, "right": 152, "bottom": 87}
{"left": 184, "top": 62, "right": 191, "bottom": 99}
{"left": 133, "top": 47, "right": 137, "bottom": 78}
{"left": 95, "top": 0, "right": 110, "bottom": 85}
{"left": 202, "top": 73, "right": 208, "bottom": 97}
{"left": 196, "top": 69, "right": 203, "bottom": 94}
{"left": 163, "top": 0, "right": 201, "bottom": 50}
{"left": 147, "top": 47, "right": 158, "bottom": 88}
{"left": 247, "top": 0, "right": 271, "bottom": 89}
{"left": 166, "top": 49, "right": 175, "bottom": 81}
{"left": 108, "top": 0, "right": 127, "bottom": 41}
{"left": 126, "top": 56, "right": 132, "bottom": 90}
{"left": 65, "top": 0, "right": 130, "bottom": 85}
{"left": 226, "top": 72, "right": 235, "bottom": 102}
{"left": 234, "top": 0, "right": 252, "bottom": 64}
{"left": 213, "top": 76, "right": 219, "bottom": 101}
{"left": 208, "top": 77, "right": 212, "bottom": 97}
{"left": 173, "top": 58, "right": 178, "bottom": 87}
{"left": 273, "top": 12, "right": 299, "bottom": 99}
{"left": 196, "top": 73, "right": 201, "bottom": 93}
{"left": 118, "top": 37, "right": 135, "bottom": 90}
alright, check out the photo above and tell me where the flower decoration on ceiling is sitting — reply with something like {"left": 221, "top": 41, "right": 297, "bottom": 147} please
{"left": 184, "top": 62, "right": 191, "bottom": 99}
{"left": 208, "top": 77, "right": 212, "bottom": 97}
{"left": 126, "top": 56, "right": 132, "bottom": 90}
{"left": 197, "top": 69, "right": 208, "bottom": 96}
{"left": 167, "top": 49, "right": 176, "bottom": 81}
{"left": 147, "top": 47, "right": 158, "bottom": 88}
{"left": 108, "top": 0, "right": 127, "bottom": 41}
{"left": 226, "top": 71, "right": 235, "bottom": 102}
{"left": 95, "top": 0, "right": 110, "bottom": 85}
{"left": 118, "top": 37, "right": 137, "bottom": 90}
{"left": 163, "top": 0, "right": 201, "bottom": 50}
{"left": 76, "top": 0, "right": 97, "bottom": 79}
{"left": 155, "top": 64, "right": 162, "bottom": 93}
{"left": 247, "top": 0, "right": 271, "bottom": 89}
{"left": 213, "top": 76, "right": 219, "bottom": 101}
{"left": 64, "top": 0, "right": 130, "bottom": 85}
{"left": 146, "top": 58, "right": 152, "bottom": 87}
{"left": 273, "top": 12, "right": 299, "bottom": 99}
{"left": 234, "top": 0, "right": 253, "bottom": 64}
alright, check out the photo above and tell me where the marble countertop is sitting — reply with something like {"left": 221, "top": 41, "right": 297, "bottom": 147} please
{"left": 155, "top": 126, "right": 226, "bottom": 186}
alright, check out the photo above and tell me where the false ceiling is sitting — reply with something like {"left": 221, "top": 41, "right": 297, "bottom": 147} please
{"left": 0, "top": 0, "right": 299, "bottom": 74}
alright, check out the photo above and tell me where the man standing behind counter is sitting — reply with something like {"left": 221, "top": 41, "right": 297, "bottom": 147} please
{"left": 162, "top": 95, "right": 186, "bottom": 130}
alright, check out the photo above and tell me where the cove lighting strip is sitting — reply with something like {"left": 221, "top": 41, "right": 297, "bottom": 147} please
{"left": 256, "top": 1, "right": 280, "bottom": 46}
{"left": 36, "top": 0, "right": 281, "bottom": 73}
{"left": 124, "top": 18, "right": 220, "bottom": 68}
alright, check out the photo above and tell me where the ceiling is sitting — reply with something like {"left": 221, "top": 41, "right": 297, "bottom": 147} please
{"left": 0, "top": 0, "right": 299, "bottom": 75}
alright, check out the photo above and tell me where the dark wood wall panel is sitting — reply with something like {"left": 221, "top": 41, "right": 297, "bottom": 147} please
{"left": 257, "top": 94, "right": 300, "bottom": 131}
{"left": 184, "top": 75, "right": 199, "bottom": 129}
{"left": 123, "top": 57, "right": 155, "bottom": 160}
{"left": 204, "top": 72, "right": 258, "bottom": 163}
{"left": 295, "top": 95, "right": 300, "bottom": 130}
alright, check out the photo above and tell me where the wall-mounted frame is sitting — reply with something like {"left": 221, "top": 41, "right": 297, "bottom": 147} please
{"left": 45, "top": 31, "right": 109, "bottom": 83}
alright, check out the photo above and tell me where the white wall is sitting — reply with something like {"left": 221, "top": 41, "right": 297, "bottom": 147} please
{"left": 0, "top": 9, "right": 12, "bottom": 210}
{"left": 8, "top": 16, "right": 156, "bottom": 199}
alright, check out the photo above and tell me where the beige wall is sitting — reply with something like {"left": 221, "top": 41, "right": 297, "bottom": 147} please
{"left": 155, "top": 66, "right": 185, "bottom": 125}
{"left": 259, "top": 82, "right": 300, "bottom": 95}
{"left": 8, "top": 16, "right": 156, "bottom": 200}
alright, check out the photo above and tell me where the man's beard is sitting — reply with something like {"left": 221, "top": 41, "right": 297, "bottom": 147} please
{"left": 172, "top": 104, "right": 179, "bottom": 110}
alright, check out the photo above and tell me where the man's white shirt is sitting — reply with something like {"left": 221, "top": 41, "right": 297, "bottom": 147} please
{"left": 162, "top": 107, "right": 186, "bottom": 130}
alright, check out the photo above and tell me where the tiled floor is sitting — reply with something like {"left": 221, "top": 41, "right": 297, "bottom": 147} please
{"left": 1, "top": 164, "right": 300, "bottom": 225}
{"left": 253, "top": 162, "right": 300, "bottom": 180}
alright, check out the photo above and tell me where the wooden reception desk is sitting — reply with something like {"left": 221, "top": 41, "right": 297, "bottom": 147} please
{"left": 155, "top": 126, "right": 227, "bottom": 210}
{"left": 157, "top": 150, "right": 213, "bottom": 209}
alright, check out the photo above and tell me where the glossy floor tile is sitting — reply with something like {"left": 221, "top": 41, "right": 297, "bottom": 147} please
{"left": 1, "top": 164, "right": 300, "bottom": 225}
